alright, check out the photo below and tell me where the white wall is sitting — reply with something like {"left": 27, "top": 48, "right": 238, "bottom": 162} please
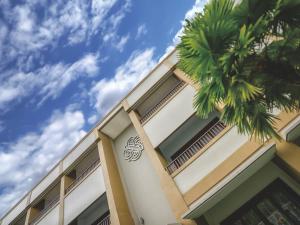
{"left": 166, "top": 50, "right": 179, "bottom": 65}
{"left": 159, "top": 112, "right": 218, "bottom": 161}
{"left": 35, "top": 204, "right": 59, "bottom": 225}
{"left": 204, "top": 162, "right": 300, "bottom": 225}
{"left": 174, "top": 127, "right": 248, "bottom": 194}
{"left": 30, "top": 165, "right": 60, "bottom": 203}
{"left": 113, "top": 125, "right": 177, "bottom": 225}
{"left": 137, "top": 75, "right": 180, "bottom": 117}
{"left": 280, "top": 115, "right": 300, "bottom": 141}
{"left": 1, "top": 195, "right": 29, "bottom": 225}
{"left": 63, "top": 131, "right": 97, "bottom": 171}
{"left": 126, "top": 63, "right": 171, "bottom": 107}
{"left": 44, "top": 183, "right": 60, "bottom": 208}
{"left": 77, "top": 195, "right": 109, "bottom": 225}
{"left": 143, "top": 85, "right": 196, "bottom": 148}
{"left": 64, "top": 166, "right": 106, "bottom": 225}
{"left": 76, "top": 147, "right": 99, "bottom": 176}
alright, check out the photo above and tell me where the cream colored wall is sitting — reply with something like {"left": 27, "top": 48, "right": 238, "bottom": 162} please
{"left": 166, "top": 50, "right": 179, "bottom": 65}
{"left": 43, "top": 183, "right": 60, "bottom": 207}
{"left": 143, "top": 85, "right": 196, "bottom": 148}
{"left": 77, "top": 195, "right": 109, "bottom": 225}
{"left": 159, "top": 112, "right": 218, "bottom": 161}
{"left": 137, "top": 75, "right": 180, "bottom": 117}
{"left": 35, "top": 204, "right": 59, "bottom": 225}
{"left": 113, "top": 125, "right": 177, "bottom": 225}
{"left": 75, "top": 147, "right": 99, "bottom": 176}
{"left": 174, "top": 126, "right": 248, "bottom": 194}
{"left": 125, "top": 50, "right": 179, "bottom": 109}
{"left": 30, "top": 165, "right": 61, "bottom": 203}
{"left": 1, "top": 133, "right": 98, "bottom": 224}
{"left": 126, "top": 64, "right": 171, "bottom": 107}
{"left": 204, "top": 162, "right": 300, "bottom": 225}
{"left": 1, "top": 195, "right": 29, "bottom": 225}
{"left": 280, "top": 115, "right": 300, "bottom": 140}
{"left": 63, "top": 166, "right": 105, "bottom": 225}
{"left": 63, "top": 131, "right": 98, "bottom": 171}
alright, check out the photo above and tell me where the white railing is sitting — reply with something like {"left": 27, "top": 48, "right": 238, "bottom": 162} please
{"left": 140, "top": 80, "right": 185, "bottom": 124}
{"left": 96, "top": 214, "right": 110, "bottom": 225}
{"left": 65, "top": 159, "right": 100, "bottom": 194}
{"left": 166, "top": 121, "right": 226, "bottom": 174}
{"left": 29, "top": 195, "right": 60, "bottom": 225}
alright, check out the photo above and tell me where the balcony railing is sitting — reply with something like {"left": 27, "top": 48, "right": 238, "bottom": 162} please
{"left": 65, "top": 159, "right": 100, "bottom": 194}
{"left": 96, "top": 214, "right": 110, "bottom": 225}
{"left": 29, "top": 195, "right": 60, "bottom": 225}
{"left": 140, "top": 80, "right": 185, "bottom": 124}
{"left": 166, "top": 120, "right": 227, "bottom": 174}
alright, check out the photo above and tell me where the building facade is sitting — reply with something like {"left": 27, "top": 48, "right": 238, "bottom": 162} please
{"left": 1, "top": 50, "right": 300, "bottom": 225}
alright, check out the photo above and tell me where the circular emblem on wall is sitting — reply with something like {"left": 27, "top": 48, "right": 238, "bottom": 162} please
{"left": 124, "top": 136, "right": 144, "bottom": 161}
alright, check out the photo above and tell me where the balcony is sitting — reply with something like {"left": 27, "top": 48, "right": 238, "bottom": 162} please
{"left": 143, "top": 84, "right": 196, "bottom": 148}
{"left": 166, "top": 120, "right": 226, "bottom": 174}
{"left": 29, "top": 194, "right": 60, "bottom": 225}
{"left": 27, "top": 180, "right": 60, "bottom": 225}
{"left": 65, "top": 159, "right": 100, "bottom": 194}
{"left": 67, "top": 195, "right": 109, "bottom": 225}
{"left": 96, "top": 214, "right": 110, "bottom": 225}
{"left": 139, "top": 79, "right": 185, "bottom": 124}
{"left": 64, "top": 166, "right": 106, "bottom": 225}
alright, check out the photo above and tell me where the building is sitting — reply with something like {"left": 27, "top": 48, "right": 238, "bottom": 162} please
{"left": 0, "top": 50, "right": 299, "bottom": 225}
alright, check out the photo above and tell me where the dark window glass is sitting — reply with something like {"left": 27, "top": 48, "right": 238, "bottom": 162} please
{"left": 221, "top": 179, "right": 300, "bottom": 225}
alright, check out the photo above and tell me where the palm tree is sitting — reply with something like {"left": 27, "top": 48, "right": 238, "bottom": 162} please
{"left": 177, "top": 0, "right": 300, "bottom": 141}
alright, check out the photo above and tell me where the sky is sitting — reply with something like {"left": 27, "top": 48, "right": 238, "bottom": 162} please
{"left": 0, "top": 0, "right": 206, "bottom": 217}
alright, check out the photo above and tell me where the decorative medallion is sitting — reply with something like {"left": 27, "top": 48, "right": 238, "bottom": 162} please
{"left": 124, "top": 136, "right": 144, "bottom": 161}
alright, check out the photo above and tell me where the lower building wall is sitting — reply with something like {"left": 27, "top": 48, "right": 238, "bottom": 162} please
{"left": 1, "top": 196, "right": 28, "bottom": 225}
{"left": 203, "top": 162, "right": 300, "bottom": 225}
{"left": 36, "top": 204, "right": 59, "bottom": 225}
{"left": 76, "top": 197, "right": 109, "bottom": 225}
{"left": 64, "top": 166, "right": 105, "bottom": 225}
{"left": 113, "top": 125, "right": 177, "bottom": 225}
{"left": 174, "top": 126, "right": 248, "bottom": 194}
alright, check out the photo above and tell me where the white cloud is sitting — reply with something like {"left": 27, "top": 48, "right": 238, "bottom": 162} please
{"left": 89, "top": 48, "right": 156, "bottom": 115}
{"left": 0, "top": 0, "right": 122, "bottom": 71}
{"left": 101, "top": 0, "right": 132, "bottom": 51}
{"left": 0, "top": 107, "right": 86, "bottom": 216}
{"left": 91, "top": 0, "right": 118, "bottom": 34}
{"left": 0, "top": 121, "right": 5, "bottom": 133}
{"left": 174, "top": 0, "right": 206, "bottom": 44}
{"left": 0, "top": 53, "right": 99, "bottom": 111}
{"left": 115, "top": 34, "right": 130, "bottom": 52}
{"left": 160, "top": 0, "right": 207, "bottom": 61}
{"left": 88, "top": 114, "right": 98, "bottom": 125}
{"left": 135, "top": 24, "right": 147, "bottom": 39}
{"left": 15, "top": 5, "right": 35, "bottom": 33}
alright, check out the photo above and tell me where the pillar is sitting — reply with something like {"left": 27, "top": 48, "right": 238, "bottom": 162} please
{"left": 276, "top": 141, "right": 300, "bottom": 178}
{"left": 127, "top": 109, "right": 189, "bottom": 219}
{"left": 97, "top": 132, "right": 134, "bottom": 225}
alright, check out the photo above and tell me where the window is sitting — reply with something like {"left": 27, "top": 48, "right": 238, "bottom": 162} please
{"left": 221, "top": 179, "right": 300, "bottom": 225}
{"left": 170, "top": 117, "right": 220, "bottom": 161}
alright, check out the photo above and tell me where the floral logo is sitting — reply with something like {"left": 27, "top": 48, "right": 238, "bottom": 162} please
{"left": 124, "top": 136, "right": 144, "bottom": 161}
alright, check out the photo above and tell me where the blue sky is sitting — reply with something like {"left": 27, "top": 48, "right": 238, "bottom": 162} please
{"left": 0, "top": 0, "right": 206, "bottom": 216}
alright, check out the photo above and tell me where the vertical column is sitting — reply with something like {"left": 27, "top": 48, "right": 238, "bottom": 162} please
{"left": 58, "top": 175, "right": 73, "bottom": 225}
{"left": 24, "top": 207, "right": 39, "bottom": 225}
{"left": 26, "top": 192, "right": 32, "bottom": 207}
{"left": 173, "top": 68, "right": 199, "bottom": 90}
{"left": 127, "top": 109, "right": 189, "bottom": 220}
{"left": 97, "top": 132, "right": 134, "bottom": 225}
{"left": 180, "top": 219, "right": 198, "bottom": 225}
{"left": 276, "top": 141, "right": 300, "bottom": 178}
